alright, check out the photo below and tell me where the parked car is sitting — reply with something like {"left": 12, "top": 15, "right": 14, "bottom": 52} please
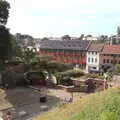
{"left": 24, "top": 71, "right": 46, "bottom": 85}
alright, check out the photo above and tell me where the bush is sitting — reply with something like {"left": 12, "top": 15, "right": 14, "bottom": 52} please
{"left": 55, "top": 70, "right": 85, "bottom": 85}
{"left": 86, "top": 73, "right": 104, "bottom": 80}
{"left": 60, "top": 76, "right": 72, "bottom": 86}
{"left": 114, "top": 64, "right": 120, "bottom": 74}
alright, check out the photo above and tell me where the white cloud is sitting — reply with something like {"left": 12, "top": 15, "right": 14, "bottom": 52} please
{"left": 87, "top": 15, "right": 96, "bottom": 19}
{"left": 6, "top": 0, "right": 120, "bottom": 37}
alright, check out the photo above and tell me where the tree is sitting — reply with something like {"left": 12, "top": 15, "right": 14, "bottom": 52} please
{"left": 79, "top": 34, "right": 84, "bottom": 40}
{"left": 22, "top": 48, "right": 37, "bottom": 64}
{"left": 62, "top": 35, "right": 71, "bottom": 40}
{"left": 10, "top": 35, "right": 22, "bottom": 57}
{"left": 0, "top": 25, "right": 11, "bottom": 61}
{"left": 41, "top": 37, "right": 49, "bottom": 41}
{"left": 0, "top": 0, "right": 10, "bottom": 25}
{"left": 97, "top": 35, "right": 108, "bottom": 43}
{"left": 117, "top": 26, "right": 120, "bottom": 35}
{"left": 0, "top": 0, "right": 11, "bottom": 68}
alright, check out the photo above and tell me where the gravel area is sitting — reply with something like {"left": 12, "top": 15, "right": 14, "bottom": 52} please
{"left": 0, "top": 86, "right": 87, "bottom": 120}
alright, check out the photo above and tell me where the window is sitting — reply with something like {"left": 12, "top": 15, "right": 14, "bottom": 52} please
{"left": 92, "top": 58, "right": 94, "bottom": 62}
{"left": 107, "top": 59, "right": 109, "bottom": 63}
{"left": 92, "top": 52, "right": 94, "bottom": 55}
{"left": 93, "top": 67, "right": 96, "bottom": 69}
{"left": 95, "top": 58, "right": 97, "bottom": 63}
{"left": 88, "top": 58, "right": 90, "bottom": 62}
{"left": 95, "top": 52, "right": 97, "bottom": 55}
{"left": 104, "top": 59, "right": 106, "bottom": 63}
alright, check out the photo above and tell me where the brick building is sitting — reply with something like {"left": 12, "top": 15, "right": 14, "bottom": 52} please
{"left": 40, "top": 40, "right": 91, "bottom": 68}
{"left": 100, "top": 45, "right": 120, "bottom": 69}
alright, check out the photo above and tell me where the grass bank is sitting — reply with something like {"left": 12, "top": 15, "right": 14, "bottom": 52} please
{"left": 36, "top": 87, "right": 120, "bottom": 120}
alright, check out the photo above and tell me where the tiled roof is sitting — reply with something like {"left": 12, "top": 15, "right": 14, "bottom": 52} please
{"left": 88, "top": 44, "right": 104, "bottom": 52}
{"left": 40, "top": 40, "right": 91, "bottom": 51}
{"left": 102, "top": 45, "right": 120, "bottom": 54}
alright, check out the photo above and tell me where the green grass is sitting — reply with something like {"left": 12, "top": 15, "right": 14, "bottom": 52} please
{"left": 36, "top": 87, "right": 120, "bottom": 120}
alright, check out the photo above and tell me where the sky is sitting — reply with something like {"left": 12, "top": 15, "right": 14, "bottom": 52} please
{"left": 7, "top": 0, "right": 120, "bottom": 38}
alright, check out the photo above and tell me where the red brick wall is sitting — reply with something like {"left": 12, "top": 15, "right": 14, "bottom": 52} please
{"left": 40, "top": 50, "right": 86, "bottom": 65}
{"left": 100, "top": 54, "right": 120, "bottom": 65}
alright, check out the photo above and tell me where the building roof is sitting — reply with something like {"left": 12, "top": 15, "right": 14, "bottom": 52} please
{"left": 88, "top": 44, "right": 104, "bottom": 52}
{"left": 102, "top": 45, "right": 120, "bottom": 54}
{"left": 40, "top": 40, "right": 91, "bottom": 51}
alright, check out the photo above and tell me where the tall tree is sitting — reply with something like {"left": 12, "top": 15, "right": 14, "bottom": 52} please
{"left": 117, "top": 26, "right": 120, "bottom": 35}
{"left": 79, "top": 34, "right": 84, "bottom": 40}
{"left": 11, "top": 35, "right": 22, "bottom": 57}
{"left": 0, "top": 0, "right": 11, "bottom": 68}
{"left": 0, "top": 0, "right": 10, "bottom": 25}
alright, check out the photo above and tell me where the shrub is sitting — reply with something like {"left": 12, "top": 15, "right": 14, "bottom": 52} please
{"left": 60, "top": 76, "right": 72, "bottom": 86}
{"left": 55, "top": 70, "right": 85, "bottom": 85}
{"left": 114, "top": 64, "right": 120, "bottom": 74}
{"left": 86, "top": 73, "right": 104, "bottom": 80}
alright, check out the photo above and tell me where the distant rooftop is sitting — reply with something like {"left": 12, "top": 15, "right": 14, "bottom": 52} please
{"left": 102, "top": 45, "right": 120, "bottom": 54}
{"left": 88, "top": 44, "right": 104, "bottom": 52}
{"left": 40, "top": 40, "right": 91, "bottom": 51}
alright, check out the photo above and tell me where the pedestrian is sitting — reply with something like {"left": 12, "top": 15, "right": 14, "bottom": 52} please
{"left": 6, "top": 111, "right": 12, "bottom": 120}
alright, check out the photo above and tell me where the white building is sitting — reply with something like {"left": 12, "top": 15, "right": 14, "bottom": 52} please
{"left": 86, "top": 44, "right": 104, "bottom": 73}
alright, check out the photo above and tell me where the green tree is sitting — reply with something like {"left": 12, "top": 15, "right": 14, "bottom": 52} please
{"left": 23, "top": 48, "right": 37, "bottom": 64}
{"left": 0, "top": 0, "right": 11, "bottom": 70}
{"left": 0, "top": 26, "right": 11, "bottom": 63}
{"left": 0, "top": 0, "right": 10, "bottom": 25}
{"left": 11, "top": 35, "right": 22, "bottom": 57}
{"left": 117, "top": 26, "right": 120, "bottom": 35}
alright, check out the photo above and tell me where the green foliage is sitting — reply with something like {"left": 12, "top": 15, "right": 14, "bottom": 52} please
{"left": 0, "top": 0, "right": 11, "bottom": 70}
{"left": 0, "top": 25, "right": 11, "bottom": 59}
{"left": 22, "top": 48, "right": 37, "bottom": 64}
{"left": 55, "top": 70, "right": 85, "bottom": 85}
{"left": 70, "top": 88, "right": 120, "bottom": 120}
{"left": 47, "top": 61, "right": 70, "bottom": 73}
{"left": 114, "top": 64, "right": 120, "bottom": 74}
{"left": 86, "top": 73, "right": 104, "bottom": 79}
{"left": 0, "top": 25, "right": 11, "bottom": 69}
{"left": 60, "top": 76, "right": 72, "bottom": 86}
{"left": 29, "top": 56, "right": 71, "bottom": 73}
{"left": 10, "top": 35, "right": 22, "bottom": 57}
{"left": 36, "top": 87, "right": 120, "bottom": 120}
{"left": 100, "top": 111, "right": 118, "bottom": 120}
{"left": 0, "top": 0, "right": 10, "bottom": 25}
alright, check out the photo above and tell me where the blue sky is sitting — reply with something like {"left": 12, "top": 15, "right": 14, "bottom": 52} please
{"left": 7, "top": 0, "right": 120, "bottom": 38}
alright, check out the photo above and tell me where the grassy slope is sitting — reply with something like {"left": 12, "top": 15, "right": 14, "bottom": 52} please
{"left": 36, "top": 87, "right": 120, "bottom": 120}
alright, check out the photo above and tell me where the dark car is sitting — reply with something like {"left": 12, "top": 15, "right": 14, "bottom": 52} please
{"left": 24, "top": 71, "right": 46, "bottom": 85}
